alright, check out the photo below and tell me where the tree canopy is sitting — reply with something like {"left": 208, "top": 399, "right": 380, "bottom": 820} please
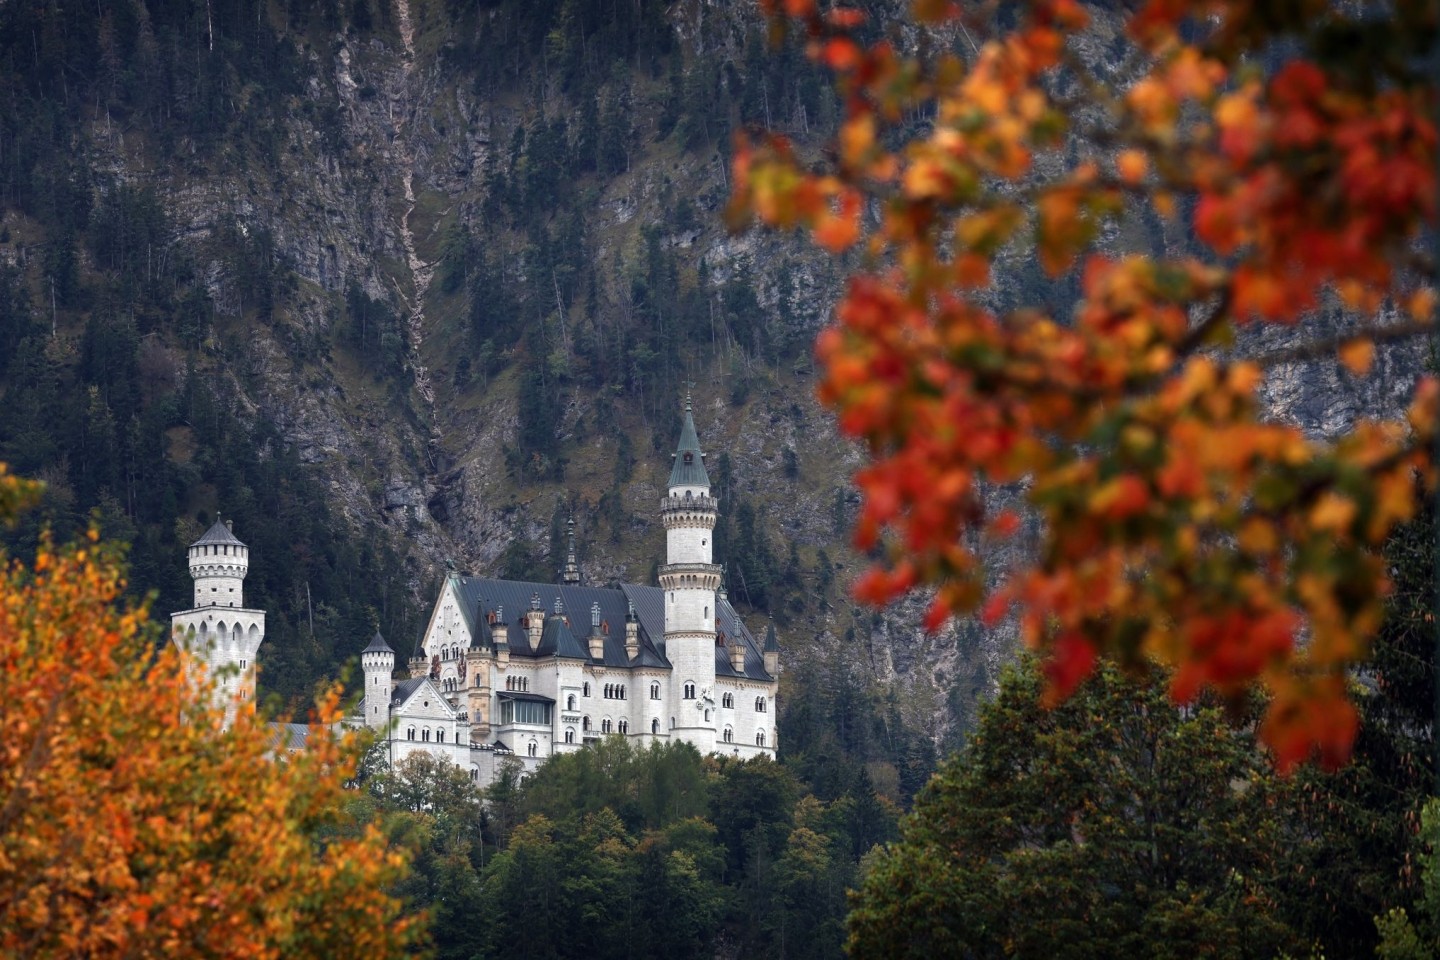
{"left": 731, "top": 0, "right": 1438, "bottom": 768}
{"left": 847, "top": 659, "right": 1305, "bottom": 959}
{"left": 0, "top": 466, "right": 419, "bottom": 959}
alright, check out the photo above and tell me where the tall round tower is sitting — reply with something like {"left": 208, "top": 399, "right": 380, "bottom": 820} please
{"left": 362, "top": 629, "right": 396, "bottom": 732}
{"left": 188, "top": 518, "right": 250, "bottom": 609}
{"left": 171, "top": 518, "right": 266, "bottom": 727}
{"left": 661, "top": 395, "right": 721, "bottom": 751}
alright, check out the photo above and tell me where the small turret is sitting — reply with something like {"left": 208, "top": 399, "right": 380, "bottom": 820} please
{"left": 624, "top": 598, "right": 639, "bottom": 661}
{"left": 763, "top": 621, "right": 780, "bottom": 677}
{"left": 527, "top": 593, "right": 544, "bottom": 652}
{"left": 361, "top": 629, "right": 395, "bottom": 731}
{"left": 588, "top": 601, "right": 604, "bottom": 660}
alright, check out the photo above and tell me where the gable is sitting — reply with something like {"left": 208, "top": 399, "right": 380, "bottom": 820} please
{"left": 420, "top": 577, "right": 474, "bottom": 658}
{"left": 393, "top": 678, "right": 459, "bottom": 721}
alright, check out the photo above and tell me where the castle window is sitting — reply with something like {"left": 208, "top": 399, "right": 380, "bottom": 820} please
{"left": 619, "top": 686, "right": 626, "bottom": 700}
{"left": 471, "top": 768, "right": 479, "bottom": 782}
{"left": 704, "top": 709, "right": 711, "bottom": 722}
{"left": 528, "top": 741, "right": 538, "bottom": 757}
{"left": 583, "top": 716, "right": 590, "bottom": 731}
{"left": 567, "top": 695, "right": 576, "bottom": 711}
{"left": 565, "top": 729, "right": 575, "bottom": 744}
{"left": 583, "top": 682, "right": 591, "bottom": 697}
{"left": 602, "top": 718, "right": 612, "bottom": 734}
{"left": 650, "top": 683, "right": 660, "bottom": 700}
{"left": 704, "top": 606, "right": 708, "bottom": 619}
{"left": 723, "top": 727, "right": 733, "bottom": 743}
{"left": 422, "top": 729, "right": 430, "bottom": 742}
{"left": 756, "top": 697, "right": 766, "bottom": 712}
{"left": 438, "top": 730, "right": 446, "bottom": 743}
{"left": 604, "top": 684, "right": 612, "bottom": 699}
{"left": 683, "top": 683, "right": 695, "bottom": 699}
{"left": 722, "top": 693, "right": 733, "bottom": 709}
{"left": 618, "top": 719, "right": 628, "bottom": 734}
{"left": 240, "top": 660, "right": 247, "bottom": 670}
{"left": 407, "top": 727, "right": 415, "bottom": 740}
{"left": 652, "top": 718, "right": 660, "bottom": 735}
{"left": 756, "top": 730, "right": 766, "bottom": 747}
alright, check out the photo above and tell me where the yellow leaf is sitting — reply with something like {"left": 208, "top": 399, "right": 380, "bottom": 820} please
{"left": 1311, "top": 492, "right": 1357, "bottom": 535}
{"left": 1338, "top": 339, "right": 1374, "bottom": 377}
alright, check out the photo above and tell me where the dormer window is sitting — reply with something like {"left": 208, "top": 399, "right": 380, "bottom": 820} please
{"left": 683, "top": 452, "right": 694, "bottom": 464}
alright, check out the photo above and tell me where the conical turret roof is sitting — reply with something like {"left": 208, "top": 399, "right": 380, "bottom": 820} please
{"left": 362, "top": 629, "right": 394, "bottom": 655}
{"left": 668, "top": 395, "right": 710, "bottom": 489}
{"left": 764, "top": 621, "right": 779, "bottom": 653}
{"left": 192, "top": 518, "right": 245, "bottom": 547}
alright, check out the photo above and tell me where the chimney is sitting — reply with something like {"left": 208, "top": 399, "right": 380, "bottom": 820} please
{"left": 624, "top": 598, "right": 639, "bottom": 661}
{"left": 730, "top": 636, "right": 746, "bottom": 673}
{"left": 527, "top": 593, "right": 543, "bottom": 651}
{"left": 224, "top": 518, "right": 233, "bottom": 532}
{"left": 588, "top": 602, "right": 604, "bottom": 660}
{"left": 493, "top": 604, "right": 509, "bottom": 667}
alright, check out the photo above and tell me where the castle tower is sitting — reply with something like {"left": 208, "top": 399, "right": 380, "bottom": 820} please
{"left": 170, "top": 518, "right": 266, "bottom": 725}
{"left": 660, "top": 394, "right": 721, "bottom": 751}
{"left": 361, "top": 629, "right": 395, "bottom": 732}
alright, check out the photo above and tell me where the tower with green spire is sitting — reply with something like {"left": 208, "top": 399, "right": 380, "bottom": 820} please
{"left": 660, "top": 392, "right": 722, "bottom": 750}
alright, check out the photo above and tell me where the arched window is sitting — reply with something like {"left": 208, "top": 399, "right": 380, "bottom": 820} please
{"left": 704, "top": 605, "right": 708, "bottom": 619}
{"left": 604, "top": 684, "right": 612, "bottom": 699}
{"left": 723, "top": 693, "right": 734, "bottom": 709}
{"left": 602, "top": 718, "right": 612, "bottom": 734}
{"left": 704, "top": 709, "right": 711, "bottom": 722}
{"left": 756, "top": 697, "right": 767, "bottom": 713}
{"left": 567, "top": 695, "right": 576, "bottom": 711}
{"left": 583, "top": 682, "right": 591, "bottom": 697}
{"left": 756, "top": 730, "right": 766, "bottom": 747}
{"left": 438, "top": 729, "right": 446, "bottom": 744}
{"left": 619, "top": 685, "right": 626, "bottom": 700}
{"left": 650, "top": 682, "right": 660, "bottom": 700}
{"left": 470, "top": 768, "right": 479, "bottom": 782}
{"left": 407, "top": 727, "right": 415, "bottom": 740}
{"left": 422, "top": 729, "right": 430, "bottom": 742}
{"left": 565, "top": 728, "right": 575, "bottom": 744}
{"left": 528, "top": 741, "right": 538, "bottom": 757}
{"left": 723, "top": 727, "right": 733, "bottom": 743}
{"left": 670, "top": 716, "right": 675, "bottom": 729}
{"left": 652, "top": 718, "right": 660, "bottom": 734}
{"left": 619, "top": 719, "right": 628, "bottom": 734}
{"left": 684, "top": 683, "right": 695, "bottom": 699}
{"left": 583, "top": 716, "right": 590, "bottom": 731}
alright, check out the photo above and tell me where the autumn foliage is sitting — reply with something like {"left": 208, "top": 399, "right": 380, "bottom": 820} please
{"left": 0, "top": 466, "right": 419, "bottom": 958}
{"left": 730, "top": 0, "right": 1437, "bottom": 768}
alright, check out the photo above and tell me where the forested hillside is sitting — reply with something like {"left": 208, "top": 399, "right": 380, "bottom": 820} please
{"left": 0, "top": 0, "right": 952, "bottom": 803}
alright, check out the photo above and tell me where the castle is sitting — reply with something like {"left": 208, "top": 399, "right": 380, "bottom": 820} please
{"left": 172, "top": 398, "right": 780, "bottom": 783}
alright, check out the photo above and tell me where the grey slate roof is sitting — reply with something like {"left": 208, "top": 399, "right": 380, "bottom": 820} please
{"left": 668, "top": 400, "right": 711, "bottom": 489}
{"left": 265, "top": 722, "right": 313, "bottom": 752}
{"left": 764, "top": 622, "right": 779, "bottom": 653}
{"left": 439, "top": 576, "right": 774, "bottom": 681}
{"left": 496, "top": 691, "right": 556, "bottom": 704}
{"left": 192, "top": 519, "right": 245, "bottom": 547}
{"left": 362, "top": 629, "right": 394, "bottom": 655}
{"left": 390, "top": 677, "right": 426, "bottom": 707}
